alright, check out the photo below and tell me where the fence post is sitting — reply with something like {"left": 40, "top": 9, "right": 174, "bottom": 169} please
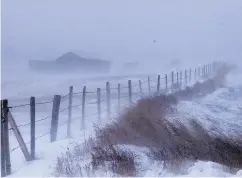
{"left": 176, "top": 72, "right": 179, "bottom": 90}
{"left": 203, "top": 65, "right": 205, "bottom": 77}
{"left": 157, "top": 75, "right": 160, "bottom": 95}
{"left": 1, "top": 101, "right": 6, "bottom": 177}
{"left": 205, "top": 65, "right": 207, "bottom": 76}
{"left": 194, "top": 68, "right": 197, "bottom": 81}
{"left": 1, "top": 100, "right": 11, "bottom": 175}
{"left": 67, "top": 86, "right": 73, "bottom": 137}
{"left": 198, "top": 67, "right": 200, "bottom": 77}
{"left": 165, "top": 74, "right": 168, "bottom": 93}
{"left": 209, "top": 64, "right": 211, "bottom": 76}
{"left": 106, "top": 82, "right": 111, "bottom": 119}
{"left": 180, "top": 71, "right": 182, "bottom": 89}
{"left": 139, "top": 80, "right": 143, "bottom": 96}
{"left": 148, "top": 76, "right": 151, "bottom": 96}
{"left": 97, "top": 88, "right": 101, "bottom": 123}
{"left": 50, "top": 95, "right": 61, "bottom": 142}
{"left": 81, "top": 86, "right": 86, "bottom": 130}
{"left": 171, "top": 71, "right": 174, "bottom": 92}
{"left": 189, "top": 68, "right": 192, "bottom": 82}
{"left": 8, "top": 111, "right": 31, "bottom": 161}
{"left": 185, "top": 70, "right": 187, "bottom": 85}
{"left": 30, "top": 96, "right": 35, "bottom": 160}
{"left": 118, "top": 84, "right": 121, "bottom": 113}
{"left": 128, "top": 80, "right": 132, "bottom": 106}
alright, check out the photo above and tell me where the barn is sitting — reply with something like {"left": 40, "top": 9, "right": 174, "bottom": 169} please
{"left": 29, "top": 52, "right": 111, "bottom": 73}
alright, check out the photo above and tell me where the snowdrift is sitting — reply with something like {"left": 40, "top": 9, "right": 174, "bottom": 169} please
{"left": 55, "top": 63, "right": 242, "bottom": 176}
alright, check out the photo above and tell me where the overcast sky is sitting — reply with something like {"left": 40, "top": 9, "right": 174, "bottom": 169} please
{"left": 2, "top": 0, "right": 242, "bottom": 65}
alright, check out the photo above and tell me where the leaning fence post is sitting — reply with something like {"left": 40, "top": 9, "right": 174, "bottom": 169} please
{"left": 67, "top": 86, "right": 73, "bottom": 137}
{"left": 157, "top": 75, "right": 160, "bottom": 95}
{"left": 118, "top": 84, "right": 121, "bottom": 113}
{"left": 81, "top": 86, "right": 86, "bottom": 130}
{"left": 2, "top": 100, "right": 11, "bottom": 175}
{"left": 128, "top": 80, "right": 132, "bottom": 106}
{"left": 106, "top": 82, "right": 111, "bottom": 119}
{"left": 97, "top": 88, "right": 101, "bottom": 123}
{"left": 8, "top": 111, "right": 31, "bottom": 161}
{"left": 50, "top": 95, "right": 61, "bottom": 142}
{"left": 148, "top": 76, "right": 151, "bottom": 95}
{"left": 165, "top": 74, "right": 168, "bottom": 93}
{"left": 30, "top": 97, "right": 35, "bottom": 160}
{"left": 171, "top": 71, "right": 174, "bottom": 92}
{"left": 139, "top": 80, "right": 143, "bottom": 96}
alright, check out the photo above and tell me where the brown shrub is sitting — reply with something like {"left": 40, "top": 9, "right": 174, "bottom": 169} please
{"left": 91, "top": 145, "right": 137, "bottom": 176}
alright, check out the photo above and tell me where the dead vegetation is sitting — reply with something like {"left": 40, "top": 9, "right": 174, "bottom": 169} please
{"left": 55, "top": 62, "right": 242, "bottom": 176}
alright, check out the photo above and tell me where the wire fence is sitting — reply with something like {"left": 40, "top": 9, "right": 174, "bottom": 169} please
{"left": 1, "top": 61, "right": 223, "bottom": 177}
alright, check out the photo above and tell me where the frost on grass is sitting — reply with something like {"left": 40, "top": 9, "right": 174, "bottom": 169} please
{"left": 55, "top": 62, "right": 242, "bottom": 176}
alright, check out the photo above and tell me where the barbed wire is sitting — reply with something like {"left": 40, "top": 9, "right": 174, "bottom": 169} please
{"left": 8, "top": 100, "right": 53, "bottom": 109}
{"left": 61, "top": 93, "right": 69, "bottom": 101}
{"left": 11, "top": 131, "right": 50, "bottom": 152}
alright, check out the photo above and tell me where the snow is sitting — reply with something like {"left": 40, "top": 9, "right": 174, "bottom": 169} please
{"left": 2, "top": 67, "right": 241, "bottom": 177}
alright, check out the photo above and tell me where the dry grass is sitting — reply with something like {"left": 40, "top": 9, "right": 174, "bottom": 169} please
{"left": 55, "top": 62, "right": 241, "bottom": 176}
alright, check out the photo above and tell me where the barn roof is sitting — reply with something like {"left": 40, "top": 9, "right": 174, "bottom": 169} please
{"left": 55, "top": 52, "right": 86, "bottom": 63}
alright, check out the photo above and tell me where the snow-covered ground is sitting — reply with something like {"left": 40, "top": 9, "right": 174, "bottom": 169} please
{"left": 2, "top": 66, "right": 241, "bottom": 177}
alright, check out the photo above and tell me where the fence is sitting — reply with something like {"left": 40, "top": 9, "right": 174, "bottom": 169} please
{"left": 1, "top": 61, "right": 222, "bottom": 177}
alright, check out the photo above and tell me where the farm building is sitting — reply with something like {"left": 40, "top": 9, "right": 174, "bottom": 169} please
{"left": 29, "top": 52, "right": 111, "bottom": 73}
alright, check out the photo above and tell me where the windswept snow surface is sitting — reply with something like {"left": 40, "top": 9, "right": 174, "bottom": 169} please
{"left": 5, "top": 68, "right": 242, "bottom": 177}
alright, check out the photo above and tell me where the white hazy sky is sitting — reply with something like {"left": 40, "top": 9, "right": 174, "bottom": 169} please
{"left": 2, "top": 0, "right": 242, "bottom": 66}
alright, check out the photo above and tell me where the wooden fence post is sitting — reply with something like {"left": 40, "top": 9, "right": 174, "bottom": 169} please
{"left": 205, "top": 65, "right": 207, "bottom": 76}
{"left": 30, "top": 97, "right": 35, "bottom": 160}
{"left": 139, "top": 80, "right": 143, "bottom": 95}
{"left": 176, "top": 72, "right": 179, "bottom": 90}
{"left": 8, "top": 111, "right": 31, "bottom": 161}
{"left": 67, "top": 86, "right": 73, "bottom": 137}
{"left": 180, "top": 71, "right": 182, "bottom": 89}
{"left": 189, "top": 68, "right": 192, "bottom": 82}
{"left": 195, "top": 68, "right": 197, "bottom": 81}
{"left": 171, "top": 71, "right": 174, "bottom": 92}
{"left": 165, "top": 74, "right": 168, "bottom": 93}
{"left": 198, "top": 67, "right": 200, "bottom": 77}
{"left": 203, "top": 65, "right": 205, "bottom": 77}
{"left": 1, "top": 102, "right": 6, "bottom": 177}
{"left": 209, "top": 64, "right": 211, "bottom": 76}
{"left": 185, "top": 70, "right": 187, "bottom": 85}
{"left": 148, "top": 76, "right": 151, "bottom": 96}
{"left": 97, "top": 88, "right": 101, "bottom": 123}
{"left": 157, "top": 75, "right": 160, "bottom": 95}
{"left": 128, "top": 80, "right": 132, "bottom": 106}
{"left": 81, "top": 86, "right": 86, "bottom": 130}
{"left": 106, "top": 82, "right": 111, "bottom": 119}
{"left": 2, "top": 100, "right": 11, "bottom": 175}
{"left": 50, "top": 95, "right": 61, "bottom": 142}
{"left": 118, "top": 84, "right": 121, "bottom": 113}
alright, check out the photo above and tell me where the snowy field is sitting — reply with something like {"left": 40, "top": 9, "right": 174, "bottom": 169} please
{"left": 2, "top": 0, "right": 242, "bottom": 176}
{"left": 1, "top": 66, "right": 241, "bottom": 177}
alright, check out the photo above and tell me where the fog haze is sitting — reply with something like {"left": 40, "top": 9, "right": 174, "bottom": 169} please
{"left": 1, "top": 0, "right": 242, "bottom": 98}
{"left": 2, "top": 0, "right": 242, "bottom": 67}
